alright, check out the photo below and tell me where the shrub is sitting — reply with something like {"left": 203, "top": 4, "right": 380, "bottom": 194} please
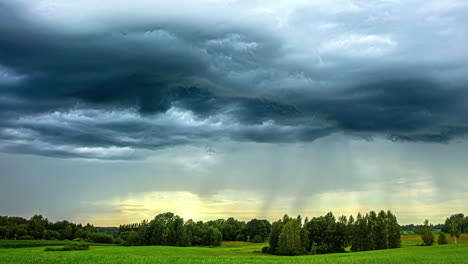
{"left": 45, "top": 244, "right": 89, "bottom": 251}
{"left": 63, "top": 244, "right": 90, "bottom": 251}
{"left": 114, "top": 237, "right": 125, "bottom": 245}
{"left": 43, "top": 230, "right": 61, "bottom": 240}
{"left": 261, "top": 246, "right": 270, "bottom": 254}
{"left": 438, "top": 233, "right": 448, "bottom": 245}
{"left": 310, "top": 242, "right": 317, "bottom": 255}
{"left": 18, "top": 235, "right": 34, "bottom": 240}
{"left": 118, "top": 231, "right": 130, "bottom": 241}
{"left": 89, "top": 233, "right": 114, "bottom": 244}
{"left": 252, "top": 235, "right": 264, "bottom": 243}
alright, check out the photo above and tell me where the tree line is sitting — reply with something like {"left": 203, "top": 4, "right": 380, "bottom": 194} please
{"left": 2, "top": 211, "right": 466, "bottom": 253}
{"left": 0, "top": 215, "right": 114, "bottom": 243}
{"left": 118, "top": 212, "right": 271, "bottom": 246}
{"left": 264, "top": 210, "right": 401, "bottom": 256}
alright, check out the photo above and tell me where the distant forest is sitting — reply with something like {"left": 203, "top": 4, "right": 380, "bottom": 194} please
{"left": 1, "top": 212, "right": 467, "bottom": 256}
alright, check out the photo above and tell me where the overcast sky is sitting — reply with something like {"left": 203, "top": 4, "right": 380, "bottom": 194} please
{"left": 1, "top": 0, "right": 467, "bottom": 226}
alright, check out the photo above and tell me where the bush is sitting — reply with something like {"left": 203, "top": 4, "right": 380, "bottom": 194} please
{"left": 43, "top": 230, "right": 61, "bottom": 240}
{"left": 262, "top": 246, "right": 270, "bottom": 254}
{"left": 252, "top": 235, "right": 264, "bottom": 243}
{"left": 118, "top": 231, "right": 130, "bottom": 241}
{"left": 438, "top": 233, "right": 448, "bottom": 245}
{"left": 310, "top": 242, "right": 317, "bottom": 255}
{"left": 45, "top": 244, "right": 89, "bottom": 251}
{"left": 114, "top": 237, "right": 125, "bottom": 245}
{"left": 89, "top": 233, "right": 114, "bottom": 244}
{"left": 18, "top": 235, "right": 34, "bottom": 240}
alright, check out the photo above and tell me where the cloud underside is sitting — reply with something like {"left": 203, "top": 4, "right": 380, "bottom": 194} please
{"left": 1, "top": 0, "right": 468, "bottom": 159}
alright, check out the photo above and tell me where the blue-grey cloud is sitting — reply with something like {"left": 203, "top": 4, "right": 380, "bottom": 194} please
{"left": 1, "top": 0, "right": 468, "bottom": 159}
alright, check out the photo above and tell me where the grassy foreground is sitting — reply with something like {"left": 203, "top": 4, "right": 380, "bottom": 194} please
{"left": 1, "top": 238, "right": 468, "bottom": 264}
{"left": 0, "top": 239, "right": 111, "bottom": 249}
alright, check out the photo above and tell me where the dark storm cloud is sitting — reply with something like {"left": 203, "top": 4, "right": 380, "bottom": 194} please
{"left": 0, "top": 0, "right": 468, "bottom": 159}
{"left": 298, "top": 80, "right": 468, "bottom": 142}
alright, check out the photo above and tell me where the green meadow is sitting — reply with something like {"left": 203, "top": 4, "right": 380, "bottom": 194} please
{"left": 1, "top": 236, "right": 468, "bottom": 264}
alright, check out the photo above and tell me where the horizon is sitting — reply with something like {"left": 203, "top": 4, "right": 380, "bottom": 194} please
{"left": 1, "top": 0, "right": 468, "bottom": 228}
{"left": 5, "top": 209, "right": 456, "bottom": 228}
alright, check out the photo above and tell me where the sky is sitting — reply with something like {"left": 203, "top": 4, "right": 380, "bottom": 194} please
{"left": 0, "top": 0, "right": 467, "bottom": 226}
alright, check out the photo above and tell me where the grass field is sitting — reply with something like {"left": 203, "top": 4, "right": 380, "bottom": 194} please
{"left": 1, "top": 236, "right": 468, "bottom": 264}
{"left": 400, "top": 234, "right": 468, "bottom": 246}
{"left": 0, "top": 240, "right": 110, "bottom": 249}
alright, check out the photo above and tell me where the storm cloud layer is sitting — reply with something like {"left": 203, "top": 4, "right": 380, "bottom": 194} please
{"left": 1, "top": 0, "right": 468, "bottom": 159}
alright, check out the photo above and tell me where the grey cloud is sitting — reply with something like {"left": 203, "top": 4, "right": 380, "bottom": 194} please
{"left": 0, "top": 0, "right": 468, "bottom": 159}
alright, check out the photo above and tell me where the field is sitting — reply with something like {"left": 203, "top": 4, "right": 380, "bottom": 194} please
{"left": 0, "top": 240, "right": 110, "bottom": 249}
{"left": 1, "top": 235, "right": 468, "bottom": 264}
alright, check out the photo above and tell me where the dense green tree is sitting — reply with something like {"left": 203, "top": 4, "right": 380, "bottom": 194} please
{"left": 202, "top": 226, "right": 222, "bottom": 246}
{"left": 445, "top": 214, "right": 462, "bottom": 244}
{"left": 387, "top": 211, "right": 401, "bottom": 249}
{"left": 375, "top": 210, "right": 389, "bottom": 249}
{"left": 206, "top": 219, "right": 225, "bottom": 229}
{"left": 137, "top": 220, "right": 150, "bottom": 245}
{"left": 220, "top": 217, "right": 246, "bottom": 241}
{"left": 149, "top": 212, "right": 177, "bottom": 245}
{"left": 305, "top": 212, "right": 347, "bottom": 254}
{"left": 366, "top": 211, "right": 377, "bottom": 250}
{"left": 63, "top": 225, "right": 73, "bottom": 240}
{"left": 42, "top": 230, "right": 61, "bottom": 240}
{"left": 351, "top": 213, "right": 366, "bottom": 252}
{"left": 124, "top": 231, "right": 142, "bottom": 246}
{"left": 268, "top": 220, "right": 284, "bottom": 253}
{"left": 28, "top": 215, "right": 48, "bottom": 239}
{"left": 438, "top": 232, "right": 448, "bottom": 245}
{"left": 421, "top": 219, "right": 435, "bottom": 246}
{"left": 300, "top": 226, "right": 310, "bottom": 252}
{"left": 174, "top": 217, "right": 189, "bottom": 246}
{"left": 246, "top": 219, "right": 271, "bottom": 242}
{"left": 277, "top": 219, "right": 302, "bottom": 256}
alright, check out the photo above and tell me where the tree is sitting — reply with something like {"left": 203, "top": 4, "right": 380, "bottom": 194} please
{"left": 125, "top": 231, "right": 142, "bottom": 246}
{"left": 351, "top": 213, "right": 366, "bottom": 252}
{"left": 420, "top": 220, "right": 434, "bottom": 246}
{"left": 63, "top": 225, "right": 73, "bottom": 240}
{"left": 438, "top": 232, "right": 448, "bottom": 245}
{"left": 174, "top": 217, "right": 189, "bottom": 246}
{"left": 149, "top": 212, "right": 176, "bottom": 245}
{"left": 277, "top": 219, "right": 302, "bottom": 256}
{"left": 246, "top": 219, "right": 271, "bottom": 242}
{"left": 268, "top": 220, "right": 284, "bottom": 253}
{"left": 445, "top": 215, "right": 462, "bottom": 244}
{"left": 366, "top": 211, "right": 377, "bottom": 250}
{"left": 387, "top": 211, "right": 401, "bottom": 249}
{"left": 43, "top": 230, "right": 61, "bottom": 240}
{"left": 300, "top": 227, "right": 310, "bottom": 252}
{"left": 375, "top": 211, "right": 389, "bottom": 249}
{"left": 226, "top": 218, "right": 247, "bottom": 241}
{"left": 28, "top": 215, "right": 48, "bottom": 239}
{"left": 204, "top": 226, "right": 222, "bottom": 246}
